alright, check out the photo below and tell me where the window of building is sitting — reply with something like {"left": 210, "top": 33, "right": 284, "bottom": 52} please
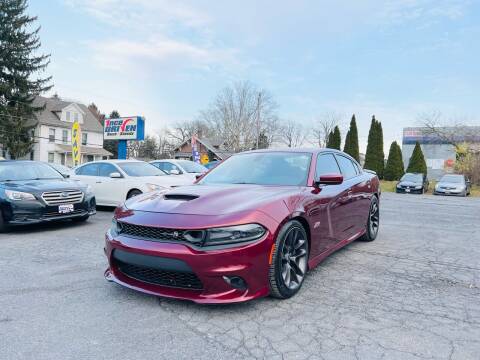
{"left": 86, "top": 155, "right": 94, "bottom": 162}
{"left": 82, "top": 132, "right": 87, "bottom": 145}
{"left": 49, "top": 128, "right": 55, "bottom": 143}
{"left": 62, "top": 130, "right": 68, "bottom": 144}
{"left": 48, "top": 152, "right": 54, "bottom": 163}
{"left": 30, "top": 151, "right": 34, "bottom": 160}
{"left": 60, "top": 153, "right": 66, "bottom": 165}
{"left": 74, "top": 112, "right": 79, "bottom": 121}
{"left": 66, "top": 111, "right": 71, "bottom": 121}
{"left": 335, "top": 155, "right": 358, "bottom": 180}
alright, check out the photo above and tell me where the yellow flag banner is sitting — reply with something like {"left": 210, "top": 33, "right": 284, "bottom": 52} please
{"left": 72, "top": 121, "right": 81, "bottom": 166}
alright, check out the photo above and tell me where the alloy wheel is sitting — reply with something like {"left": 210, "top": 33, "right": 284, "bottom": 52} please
{"left": 369, "top": 200, "right": 380, "bottom": 237}
{"left": 280, "top": 227, "right": 308, "bottom": 290}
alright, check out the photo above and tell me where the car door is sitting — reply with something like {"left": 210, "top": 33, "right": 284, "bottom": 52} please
{"left": 334, "top": 154, "right": 364, "bottom": 240}
{"left": 73, "top": 163, "right": 100, "bottom": 189}
{"left": 96, "top": 163, "right": 126, "bottom": 206}
{"left": 307, "top": 153, "right": 347, "bottom": 256}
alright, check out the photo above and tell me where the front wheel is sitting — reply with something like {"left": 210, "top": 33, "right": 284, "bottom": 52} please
{"left": 359, "top": 196, "right": 379, "bottom": 242}
{"left": 269, "top": 220, "right": 309, "bottom": 299}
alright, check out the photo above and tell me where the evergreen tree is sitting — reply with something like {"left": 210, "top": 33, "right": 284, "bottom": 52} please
{"left": 376, "top": 119, "right": 385, "bottom": 179}
{"left": 364, "top": 115, "right": 385, "bottom": 178}
{"left": 384, "top": 141, "right": 404, "bottom": 180}
{"left": 102, "top": 110, "right": 120, "bottom": 158}
{"left": 343, "top": 114, "right": 359, "bottom": 161}
{"left": 406, "top": 141, "right": 427, "bottom": 174}
{"left": 326, "top": 130, "right": 334, "bottom": 148}
{"left": 326, "top": 126, "right": 341, "bottom": 150}
{"left": 0, "top": 0, "right": 52, "bottom": 158}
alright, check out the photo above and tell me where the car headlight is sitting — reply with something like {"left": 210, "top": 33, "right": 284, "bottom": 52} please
{"left": 145, "top": 183, "right": 166, "bottom": 191}
{"left": 5, "top": 189, "right": 36, "bottom": 201}
{"left": 415, "top": 185, "right": 422, "bottom": 189}
{"left": 110, "top": 218, "right": 121, "bottom": 236}
{"left": 199, "top": 224, "right": 266, "bottom": 246}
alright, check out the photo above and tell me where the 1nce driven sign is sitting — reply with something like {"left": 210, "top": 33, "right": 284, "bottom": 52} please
{"left": 104, "top": 117, "right": 145, "bottom": 141}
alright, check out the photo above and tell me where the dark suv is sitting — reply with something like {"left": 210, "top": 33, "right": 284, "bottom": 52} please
{"left": 396, "top": 173, "right": 429, "bottom": 194}
{"left": 0, "top": 160, "right": 96, "bottom": 231}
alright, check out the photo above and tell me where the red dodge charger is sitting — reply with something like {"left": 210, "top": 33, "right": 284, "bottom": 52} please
{"left": 104, "top": 149, "right": 380, "bottom": 303}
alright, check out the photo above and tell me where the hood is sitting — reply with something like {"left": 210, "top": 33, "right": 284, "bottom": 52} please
{"left": 125, "top": 184, "right": 302, "bottom": 215}
{"left": 137, "top": 175, "right": 194, "bottom": 187}
{"left": 0, "top": 178, "right": 87, "bottom": 193}
{"left": 398, "top": 180, "right": 422, "bottom": 186}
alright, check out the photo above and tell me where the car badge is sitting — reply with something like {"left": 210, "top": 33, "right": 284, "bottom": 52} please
{"left": 61, "top": 192, "right": 69, "bottom": 198}
{"left": 173, "top": 231, "right": 180, "bottom": 239}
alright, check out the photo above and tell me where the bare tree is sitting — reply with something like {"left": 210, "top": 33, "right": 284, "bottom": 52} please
{"left": 279, "top": 119, "right": 307, "bottom": 148}
{"left": 165, "top": 119, "right": 213, "bottom": 146}
{"left": 310, "top": 112, "right": 343, "bottom": 147}
{"left": 198, "top": 81, "right": 279, "bottom": 151}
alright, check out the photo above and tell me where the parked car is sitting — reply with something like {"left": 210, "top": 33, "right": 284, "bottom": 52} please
{"left": 434, "top": 174, "right": 471, "bottom": 196}
{"left": 395, "top": 173, "right": 429, "bottom": 194}
{"left": 203, "top": 160, "right": 219, "bottom": 170}
{"left": 150, "top": 159, "right": 207, "bottom": 181}
{"left": 45, "top": 162, "right": 73, "bottom": 178}
{"left": 0, "top": 160, "right": 96, "bottom": 232}
{"left": 71, "top": 160, "right": 193, "bottom": 206}
{"left": 105, "top": 149, "right": 380, "bottom": 303}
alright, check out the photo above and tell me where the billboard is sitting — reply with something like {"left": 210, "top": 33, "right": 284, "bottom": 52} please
{"left": 104, "top": 116, "right": 145, "bottom": 141}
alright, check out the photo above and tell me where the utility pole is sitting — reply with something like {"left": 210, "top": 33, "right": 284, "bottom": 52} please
{"left": 256, "top": 92, "right": 261, "bottom": 149}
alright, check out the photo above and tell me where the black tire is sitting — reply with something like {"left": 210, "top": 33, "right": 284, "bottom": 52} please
{"left": 72, "top": 215, "right": 89, "bottom": 223}
{"left": 359, "top": 196, "right": 379, "bottom": 242}
{"left": 269, "top": 220, "right": 309, "bottom": 299}
{"left": 0, "top": 210, "right": 7, "bottom": 233}
{"left": 127, "top": 189, "right": 142, "bottom": 199}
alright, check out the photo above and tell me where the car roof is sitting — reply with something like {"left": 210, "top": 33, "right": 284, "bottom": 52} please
{"left": 240, "top": 147, "right": 344, "bottom": 155}
{"left": 78, "top": 159, "right": 143, "bottom": 165}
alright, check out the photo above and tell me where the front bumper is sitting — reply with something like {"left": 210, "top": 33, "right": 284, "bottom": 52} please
{"left": 433, "top": 189, "right": 464, "bottom": 196}
{"left": 104, "top": 230, "right": 273, "bottom": 304}
{"left": 1, "top": 195, "right": 96, "bottom": 225}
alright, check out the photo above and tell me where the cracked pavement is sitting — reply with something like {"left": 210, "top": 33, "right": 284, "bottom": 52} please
{"left": 1, "top": 192, "right": 479, "bottom": 359}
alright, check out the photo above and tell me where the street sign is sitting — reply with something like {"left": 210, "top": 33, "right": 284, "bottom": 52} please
{"left": 104, "top": 116, "right": 145, "bottom": 141}
{"left": 72, "top": 121, "right": 81, "bottom": 166}
{"left": 200, "top": 154, "right": 209, "bottom": 164}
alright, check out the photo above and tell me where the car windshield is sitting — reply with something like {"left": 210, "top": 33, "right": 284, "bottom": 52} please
{"left": 439, "top": 175, "right": 463, "bottom": 183}
{"left": 176, "top": 160, "right": 207, "bottom": 173}
{"left": 199, "top": 152, "right": 312, "bottom": 186}
{"left": 117, "top": 162, "right": 166, "bottom": 177}
{"left": 0, "top": 161, "right": 64, "bottom": 181}
{"left": 48, "top": 163, "right": 71, "bottom": 174}
{"left": 401, "top": 173, "right": 423, "bottom": 182}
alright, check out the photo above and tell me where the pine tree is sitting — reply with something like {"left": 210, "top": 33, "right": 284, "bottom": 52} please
{"left": 327, "top": 126, "right": 341, "bottom": 150}
{"left": 343, "top": 114, "right": 359, "bottom": 161}
{"left": 0, "top": 0, "right": 52, "bottom": 159}
{"left": 326, "top": 130, "right": 334, "bottom": 148}
{"left": 376, "top": 119, "right": 385, "bottom": 179}
{"left": 384, "top": 141, "right": 404, "bottom": 180}
{"left": 364, "top": 115, "right": 385, "bottom": 178}
{"left": 406, "top": 141, "right": 427, "bottom": 174}
{"left": 364, "top": 116, "right": 378, "bottom": 172}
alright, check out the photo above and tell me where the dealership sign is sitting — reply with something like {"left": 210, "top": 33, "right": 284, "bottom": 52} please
{"left": 104, "top": 116, "right": 145, "bottom": 141}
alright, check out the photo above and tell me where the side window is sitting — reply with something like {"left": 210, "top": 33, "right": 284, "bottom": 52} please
{"left": 76, "top": 163, "right": 99, "bottom": 176}
{"left": 316, "top": 154, "right": 341, "bottom": 177}
{"left": 98, "top": 163, "right": 118, "bottom": 177}
{"left": 161, "top": 162, "right": 180, "bottom": 173}
{"left": 335, "top": 155, "right": 358, "bottom": 180}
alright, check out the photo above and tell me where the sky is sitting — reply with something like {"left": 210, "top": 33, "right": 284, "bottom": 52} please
{"left": 29, "top": 0, "right": 480, "bottom": 152}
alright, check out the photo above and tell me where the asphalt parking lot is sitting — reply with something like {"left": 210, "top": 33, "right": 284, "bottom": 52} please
{"left": 1, "top": 192, "right": 479, "bottom": 360}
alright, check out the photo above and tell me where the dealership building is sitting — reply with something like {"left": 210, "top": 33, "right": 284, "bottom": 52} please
{"left": 1, "top": 95, "right": 111, "bottom": 165}
{"left": 402, "top": 126, "right": 480, "bottom": 180}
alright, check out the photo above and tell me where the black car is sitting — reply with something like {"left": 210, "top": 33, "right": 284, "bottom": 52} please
{"left": 396, "top": 173, "right": 429, "bottom": 194}
{"left": 0, "top": 160, "right": 96, "bottom": 231}
{"left": 434, "top": 174, "right": 471, "bottom": 196}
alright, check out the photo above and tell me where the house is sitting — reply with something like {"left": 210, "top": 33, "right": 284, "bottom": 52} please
{"left": 2, "top": 95, "right": 112, "bottom": 165}
{"left": 173, "top": 137, "right": 234, "bottom": 162}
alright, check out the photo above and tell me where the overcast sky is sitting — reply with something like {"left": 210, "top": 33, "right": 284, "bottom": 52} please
{"left": 31, "top": 0, "right": 480, "bottom": 152}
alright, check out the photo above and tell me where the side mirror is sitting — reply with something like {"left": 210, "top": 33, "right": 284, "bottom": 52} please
{"left": 316, "top": 174, "right": 343, "bottom": 186}
{"left": 110, "top": 172, "right": 122, "bottom": 178}
{"left": 170, "top": 169, "right": 180, "bottom": 175}
{"left": 62, "top": 173, "right": 70, "bottom": 178}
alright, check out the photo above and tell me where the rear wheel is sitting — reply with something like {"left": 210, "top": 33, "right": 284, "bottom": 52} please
{"left": 359, "top": 196, "right": 379, "bottom": 242}
{"left": 269, "top": 220, "right": 309, "bottom": 299}
{"left": 0, "top": 210, "right": 7, "bottom": 233}
{"left": 127, "top": 189, "right": 142, "bottom": 199}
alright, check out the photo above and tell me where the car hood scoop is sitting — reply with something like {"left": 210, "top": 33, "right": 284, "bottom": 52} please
{"left": 163, "top": 193, "right": 199, "bottom": 201}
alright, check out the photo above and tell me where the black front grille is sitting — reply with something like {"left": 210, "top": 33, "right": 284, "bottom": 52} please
{"left": 118, "top": 222, "right": 186, "bottom": 241}
{"left": 43, "top": 209, "right": 86, "bottom": 218}
{"left": 115, "top": 259, "right": 203, "bottom": 290}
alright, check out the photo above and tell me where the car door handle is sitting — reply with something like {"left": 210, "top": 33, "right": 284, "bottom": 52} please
{"left": 96, "top": 181, "right": 102, "bottom": 184}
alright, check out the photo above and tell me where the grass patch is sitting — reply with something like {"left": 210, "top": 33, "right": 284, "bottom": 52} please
{"left": 380, "top": 180, "right": 480, "bottom": 197}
